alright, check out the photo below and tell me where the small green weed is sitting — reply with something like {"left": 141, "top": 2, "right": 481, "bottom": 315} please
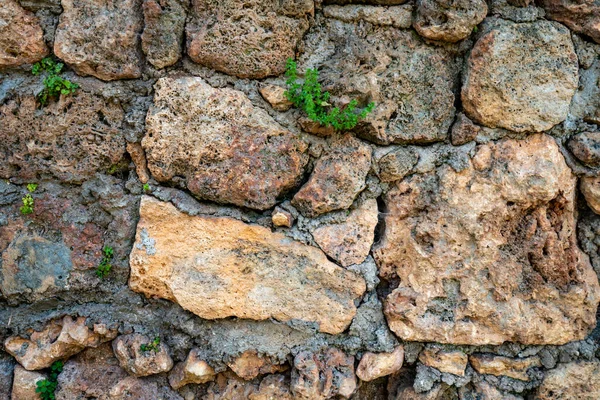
{"left": 20, "top": 183, "right": 37, "bottom": 215}
{"left": 143, "top": 183, "right": 150, "bottom": 192}
{"left": 96, "top": 246, "right": 114, "bottom": 279}
{"left": 35, "top": 360, "right": 63, "bottom": 400}
{"left": 140, "top": 336, "right": 161, "bottom": 353}
{"left": 473, "top": 26, "right": 479, "bottom": 33}
{"left": 32, "top": 57, "right": 79, "bottom": 106}
{"left": 284, "top": 58, "right": 375, "bottom": 131}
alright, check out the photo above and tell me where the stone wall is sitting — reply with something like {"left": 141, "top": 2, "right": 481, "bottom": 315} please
{"left": 1, "top": 0, "right": 600, "bottom": 399}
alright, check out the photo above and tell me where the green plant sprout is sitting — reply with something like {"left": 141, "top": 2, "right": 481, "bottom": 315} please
{"left": 284, "top": 58, "right": 375, "bottom": 131}
{"left": 20, "top": 183, "right": 38, "bottom": 215}
{"left": 96, "top": 246, "right": 114, "bottom": 279}
{"left": 32, "top": 57, "right": 79, "bottom": 106}
{"left": 35, "top": 360, "right": 63, "bottom": 400}
{"left": 140, "top": 336, "right": 161, "bottom": 353}
{"left": 143, "top": 183, "right": 150, "bottom": 192}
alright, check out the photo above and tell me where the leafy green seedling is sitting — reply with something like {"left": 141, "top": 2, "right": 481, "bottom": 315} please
{"left": 32, "top": 57, "right": 79, "bottom": 106}
{"left": 20, "top": 183, "right": 37, "bottom": 215}
{"left": 284, "top": 58, "right": 375, "bottom": 131}
{"left": 96, "top": 246, "right": 114, "bottom": 279}
{"left": 140, "top": 336, "right": 161, "bottom": 353}
{"left": 35, "top": 360, "right": 63, "bottom": 400}
{"left": 143, "top": 183, "right": 150, "bottom": 192}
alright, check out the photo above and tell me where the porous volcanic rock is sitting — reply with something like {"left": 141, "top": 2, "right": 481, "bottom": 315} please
{"left": 53, "top": 0, "right": 143, "bottom": 81}
{"left": 186, "top": 0, "right": 313, "bottom": 79}
{"left": 301, "top": 22, "right": 464, "bottom": 144}
{"left": 311, "top": 198, "right": 379, "bottom": 267}
{"left": 227, "top": 350, "right": 287, "bottom": 381}
{"left": 0, "top": 93, "right": 126, "bottom": 184}
{"left": 292, "top": 135, "right": 371, "bottom": 217}
{"left": 462, "top": 20, "right": 579, "bottom": 132}
{"left": 375, "top": 147, "right": 419, "bottom": 182}
{"left": 568, "top": 131, "right": 600, "bottom": 166}
{"left": 143, "top": 77, "right": 308, "bottom": 210}
{"left": 581, "top": 176, "right": 600, "bottom": 215}
{"left": 0, "top": 0, "right": 47, "bottom": 68}
{"left": 413, "top": 0, "right": 488, "bottom": 43}
{"left": 538, "top": 0, "right": 600, "bottom": 44}
{"left": 129, "top": 197, "right": 366, "bottom": 335}
{"left": 142, "top": 0, "right": 186, "bottom": 69}
{"left": 535, "top": 361, "right": 600, "bottom": 399}
{"left": 291, "top": 348, "right": 357, "bottom": 399}
{"left": 323, "top": 4, "right": 413, "bottom": 29}
{"left": 469, "top": 354, "right": 541, "bottom": 381}
{"left": 5, "top": 316, "right": 117, "bottom": 370}
{"left": 112, "top": 333, "right": 174, "bottom": 377}
{"left": 374, "top": 134, "right": 600, "bottom": 345}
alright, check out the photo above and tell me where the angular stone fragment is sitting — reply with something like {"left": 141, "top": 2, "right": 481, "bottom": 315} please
{"left": 168, "top": 349, "right": 215, "bottom": 390}
{"left": 227, "top": 350, "right": 287, "bottom": 381}
{"left": 301, "top": 22, "right": 463, "bottom": 144}
{"left": 469, "top": 354, "right": 541, "bottom": 381}
{"left": 311, "top": 198, "right": 379, "bottom": 267}
{"left": 581, "top": 176, "right": 600, "bottom": 215}
{"left": 259, "top": 84, "right": 293, "bottom": 112}
{"left": 112, "top": 333, "right": 173, "bottom": 377}
{"left": 374, "top": 134, "right": 600, "bottom": 345}
{"left": 5, "top": 316, "right": 117, "bottom": 370}
{"left": 568, "top": 132, "right": 600, "bottom": 166}
{"left": 298, "top": 117, "right": 335, "bottom": 137}
{"left": 323, "top": 4, "right": 413, "bottom": 29}
{"left": 356, "top": 346, "right": 404, "bottom": 382}
{"left": 451, "top": 113, "right": 481, "bottom": 146}
{"left": 11, "top": 365, "right": 46, "bottom": 400}
{"left": 419, "top": 349, "right": 468, "bottom": 376}
{"left": 413, "top": 0, "right": 487, "bottom": 42}
{"left": 292, "top": 135, "right": 371, "bottom": 217}
{"left": 539, "top": 0, "right": 600, "bottom": 44}
{"left": 142, "top": 0, "right": 185, "bottom": 69}
{"left": 143, "top": 77, "right": 308, "bottom": 210}
{"left": 459, "top": 381, "right": 523, "bottom": 400}
{"left": 129, "top": 197, "right": 366, "bottom": 334}
{"left": 462, "top": 20, "right": 578, "bottom": 132}
{"left": 126, "top": 142, "right": 150, "bottom": 184}
{"left": 291, "top": 348, "right": 357, "bottom": 399}
{"left": 0, "top": 0, "right": 47, "bottom": 68}
{"left": 535, "top": 361, "right": 600, "bottom": 400}
{"left": 376, "top": 147, "right": 418, "bottom": 182}
{"left": 186, "top": 0, "right": 313, "bottom": 79}
{"left": 272, "top": 207, "right": 294, "bottom": 228}
{"left": 54, "top": 0, "right": 143, "bottom": 81}
{"left": 0, "top": 93, "right": 126, "bottom": 183}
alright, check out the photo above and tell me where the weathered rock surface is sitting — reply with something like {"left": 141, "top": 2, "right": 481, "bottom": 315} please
{"left": 413, "top": 0, "right": 487, "bottom": 42}
{"left": 204, "top": 372, "right": 292, "bottom": 400}
{"left": 356, "top": 346, "right": 404, "bottom": 382}
{"left": 54, "top": 0, "right": 143, "bottom": 81}
{"left": 0, "top": 0, "right": 47, "bottom": 68}
{"left": 568, "top": 131, "right": 600, "bottom": 166}
{"left": 0, "top": 354, "right": 13, "bottom": 400}
{"left": 539, "top": 0, "right": 600, "bottom": 44}
{"left": 325, "top": 0, "right": 409, "bottom": 4}
{"left": 143, "top": 77, "right": 308, "bottom": 210}
{"left": 292, "top": 135, "right": 371, "bottom": 217}
{"left": 469, "top": 354, "right": 541, "bottom": 381}
{"left": 374, "top": 134, "right": 600, "bottom": 345}
{"left": 323, "top": 4, "right": 413, "bottom": 29}
{"left": 451, "top": 113, "right": 481, "bottom": 146}
{"left": 259, "top": 84, "right": 292, "bottom": 112}
{"left": 311, "top": 199, "right": 378, "bottom": 267}
{"left": 418, "top": 348, "right": 468, "bottom": 376}
{"left": 535, "top": 361, "right": 600, "bottom": 399}
{"left": 112, "top": 333, "right": 174, "bottom": 377}
{"left": 375, "top": 147, "right": 418, "bottom": 182}
{"left": 11, "top": 365, "right": 45, "bottom": 400}
{"left": 272, "top": 207, "right": 294, "bottom": 228}
{"left": 291, "top": 348, "right": 357, "bottom": 399}
{"left": 0, "top": 93, "right": 126, "bottom": 183}
{"left": 301, "top": 21, "right": 463, "bottom": 144}
{"left": 460, "top": 381, "right": 523, "bottom": 400}
{"left": 581, "top": 176, "right": 600, "bottom": 215}
{"left": 186, "top": 0, "right": 313, "bottom": 78}
{"left": 142, "top": 0, "right": 186, "bottom": 69}
{"left": 168, "top": 349, "right": 215, "bottom": 390}
{"left": 462, "top": 20, "right": 578, "bottom": 132}
{"left": 5, "top": 316, "right": 117, "bottom": 370}
{"left": 227, "top": 350, "right": 287, "bottom": 380}
{"left": 129, "top": 197, "right": 366, "bottom": 334}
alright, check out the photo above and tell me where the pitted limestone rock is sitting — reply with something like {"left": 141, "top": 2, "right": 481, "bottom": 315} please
{"left": 129, "top": 197, "right": 366, "bottom": 335}
{"left": 413, "top": 0, "right": 488, "bottom": 43}
{"left": 374, "top": 134, "right": 600, "bottom": 345}
{"left": 112, "top": 333, "right": 174, "bottom": 377}
{"left": 0, "top": 0, "right": 47, "bottom": 68}
{"left": 144, "top": 77, "right": 308, "bottom": 210}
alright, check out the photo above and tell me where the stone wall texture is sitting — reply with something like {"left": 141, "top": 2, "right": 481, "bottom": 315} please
{"left": 1, "top": 0, "right": 600, "bottom": 399}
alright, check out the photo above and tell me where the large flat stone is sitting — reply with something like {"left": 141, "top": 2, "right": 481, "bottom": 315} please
{"left": 143, "top": 77, "right": 308, "bottom": 210}
{"left": 374, "top": 134, "right": 600, "bottom": 345}
{"left": 462, "top": 20, "right": 578, "bottom": 132}
{"left": 129, "top": 197, "right": 366, "bottom": 334}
